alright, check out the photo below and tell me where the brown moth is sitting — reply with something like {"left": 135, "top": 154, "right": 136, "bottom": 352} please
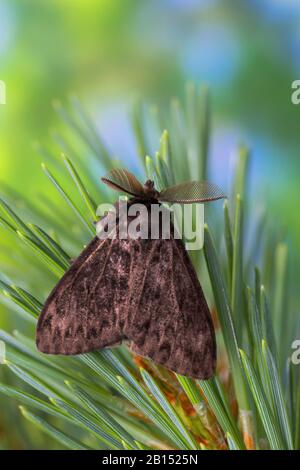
{"left": 36, "top": 169, "right": 226, "bottom": 379}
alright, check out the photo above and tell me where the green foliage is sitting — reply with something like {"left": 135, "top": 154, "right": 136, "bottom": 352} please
{"left": 0, "top": 85, "right": 298, "bottom": 450}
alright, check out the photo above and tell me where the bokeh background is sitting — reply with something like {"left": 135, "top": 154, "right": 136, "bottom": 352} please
{"left": 0, "top": 0, "right": 300, "bottom": 448}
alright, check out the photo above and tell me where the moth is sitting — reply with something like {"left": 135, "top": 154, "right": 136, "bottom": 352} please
{"left": 36, "top": 169, "right": 226, "bottom": 379}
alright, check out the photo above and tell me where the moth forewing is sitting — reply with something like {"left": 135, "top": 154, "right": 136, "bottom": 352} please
{"left": 125, "top": 226, "right": 216, "bottom": 379}
{"left": 36, "top": 235, "right": 126, "bottom": 355}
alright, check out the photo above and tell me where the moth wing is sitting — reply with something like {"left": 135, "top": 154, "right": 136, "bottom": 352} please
{"left": 159, "top": 180, "right": 226, "bottom": 203}
{"left": 124, "top": 236, "right": 216, "bottom": 379}
{"left": 36, "top": 235, "right": 130, "bottom": 355}
{"left": 101, "top": 168, "right": 145, "bottom": 197}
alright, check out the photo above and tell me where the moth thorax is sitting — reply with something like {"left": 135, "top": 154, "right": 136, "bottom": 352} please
{"left": 143, "top": 180, "right": 159, "bottom": 199}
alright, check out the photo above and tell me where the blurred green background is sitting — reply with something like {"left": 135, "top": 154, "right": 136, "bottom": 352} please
{"left": 0, "top": 0, "right": 300, "bottom": 448}
{"left": 1, "top": 1, "right": 300, "bottom": 240}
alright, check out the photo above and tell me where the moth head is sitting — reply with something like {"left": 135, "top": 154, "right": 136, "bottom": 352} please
{"left": 143, "top": 180, "right": 160, "bottom": 200}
